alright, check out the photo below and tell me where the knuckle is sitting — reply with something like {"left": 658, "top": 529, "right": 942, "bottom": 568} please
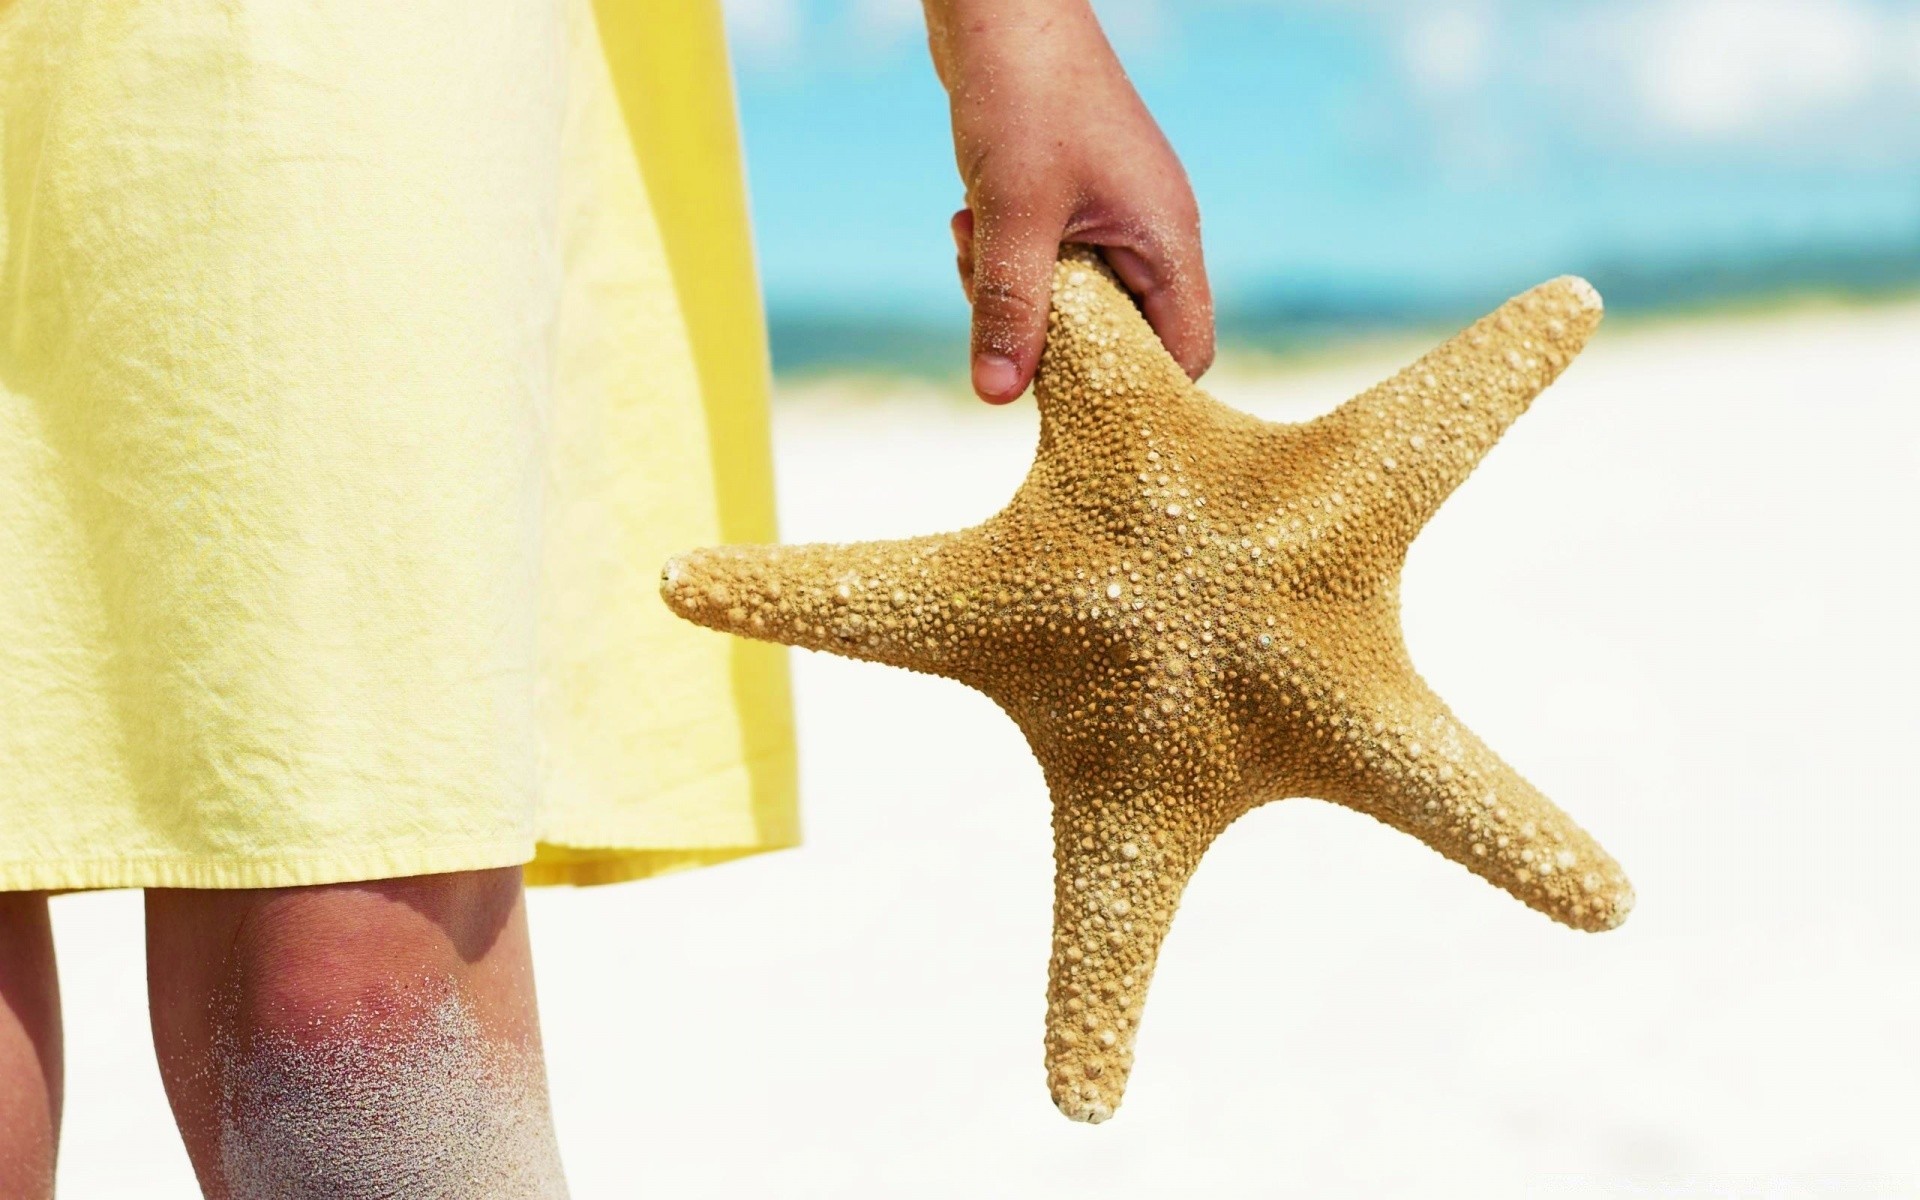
{"left": 971, "top": 276, "right": 1045, "bottom": 318}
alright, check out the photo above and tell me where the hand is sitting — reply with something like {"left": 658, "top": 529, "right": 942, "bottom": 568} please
{"left": 923, "top": 1, "right": 1214, "bottom": 403}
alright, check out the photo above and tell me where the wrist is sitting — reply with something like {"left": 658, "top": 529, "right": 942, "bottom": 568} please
{"left": 922, "top": 0, "right": 1103, "bottom": 89}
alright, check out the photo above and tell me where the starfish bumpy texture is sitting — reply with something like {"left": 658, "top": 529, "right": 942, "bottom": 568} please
{"left": 661, "top": 246, "right": 1632, "bottom": 1123}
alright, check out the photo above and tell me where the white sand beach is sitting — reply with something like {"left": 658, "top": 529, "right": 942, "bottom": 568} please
{"left": 47, "top": 298, "right": 1920, "bottom": 1197}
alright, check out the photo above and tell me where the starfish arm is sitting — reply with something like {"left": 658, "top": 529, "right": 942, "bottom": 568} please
{"left": 1304, "top": 276, "right": 1603, "bottom": 552}
{"left": 1036, "top": 749, "right": 1238, "bottom": 1124}
{"left": 1029, "top": 249, "right": 1198, "bottom": 456}
{"left": 1317, "top": 676, "right": 1634, "bottom": 932}
{"left": 659, "top": 534, "right": 988, "bottom": 676}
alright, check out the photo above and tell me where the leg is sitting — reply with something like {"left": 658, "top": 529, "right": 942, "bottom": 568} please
{"left": 146, "top": 868, "right": 567, "bottom": 1199}
{"left": 0, "top": 891, "right": 61, "bottom": 1200}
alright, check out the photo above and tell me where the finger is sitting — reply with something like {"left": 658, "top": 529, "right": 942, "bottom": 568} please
{"left": 968, "top": 206, "right": 1067, "bottom": 404}
{"left": 950, "top": 208, "right": 976, "bottom": 303}
{"left": 1101, "top": 230, "right": 1215, "bottom": 381}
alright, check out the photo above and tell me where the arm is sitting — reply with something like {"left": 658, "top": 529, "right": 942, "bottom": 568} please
{"left": 921, "top": 0, "right": 1214, "bottom": 403}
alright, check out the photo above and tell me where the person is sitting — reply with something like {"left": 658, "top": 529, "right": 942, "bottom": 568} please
{"left": 0, "top": 0, "right": 1212, "bottom": 1193}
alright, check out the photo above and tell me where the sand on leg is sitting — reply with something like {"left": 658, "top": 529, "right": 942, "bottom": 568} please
{"left": 0, "top": 891, "right": 61, "bottom": 1200}
{"left": 145, "top": 868, "right": 567, "bottom": 1199}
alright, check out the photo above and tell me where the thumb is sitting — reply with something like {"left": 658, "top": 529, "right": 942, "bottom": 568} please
{"left": 966, "top": 209, "right": 1064, "bottom": 404}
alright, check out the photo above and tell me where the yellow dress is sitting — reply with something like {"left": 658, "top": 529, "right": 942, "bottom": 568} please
{"left": 0, "top": 0, "right": 799, "bottom": 890}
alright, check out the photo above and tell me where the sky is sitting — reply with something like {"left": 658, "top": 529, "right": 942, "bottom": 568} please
{"left": 721, "top": 0, "right": 1920, "bottom": 327}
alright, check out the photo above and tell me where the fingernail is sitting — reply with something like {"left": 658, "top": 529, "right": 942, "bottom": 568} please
{"left": 973, "top": 354, "right": 1020, "bottom": 401}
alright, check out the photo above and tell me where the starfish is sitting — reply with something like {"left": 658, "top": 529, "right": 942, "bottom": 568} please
{"left": 660, "top": 246, "right": 1633, "bottom": 1123}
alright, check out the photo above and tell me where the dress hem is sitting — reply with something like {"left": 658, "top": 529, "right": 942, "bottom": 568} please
{"left": 0, "top": 837, "right": 535, "bottom": 893}
{"left": 5, "top": 833, "right": 804, "bottom": 894}
{"left": 522, "top": 839, "right": 799, "bottom": 888}
{"left": 6, "top": 747, "right": 802, "bottom": 893}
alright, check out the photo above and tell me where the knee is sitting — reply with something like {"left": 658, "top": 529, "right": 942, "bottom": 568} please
{"left": 200, "top": 872, "right": 559, "bottom": 1197}
{"left": 223, "top": 868, "right": 521, "bottom": 1051}
{"left": 146, "top": 870, "right": 558, "bottom": 1197}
